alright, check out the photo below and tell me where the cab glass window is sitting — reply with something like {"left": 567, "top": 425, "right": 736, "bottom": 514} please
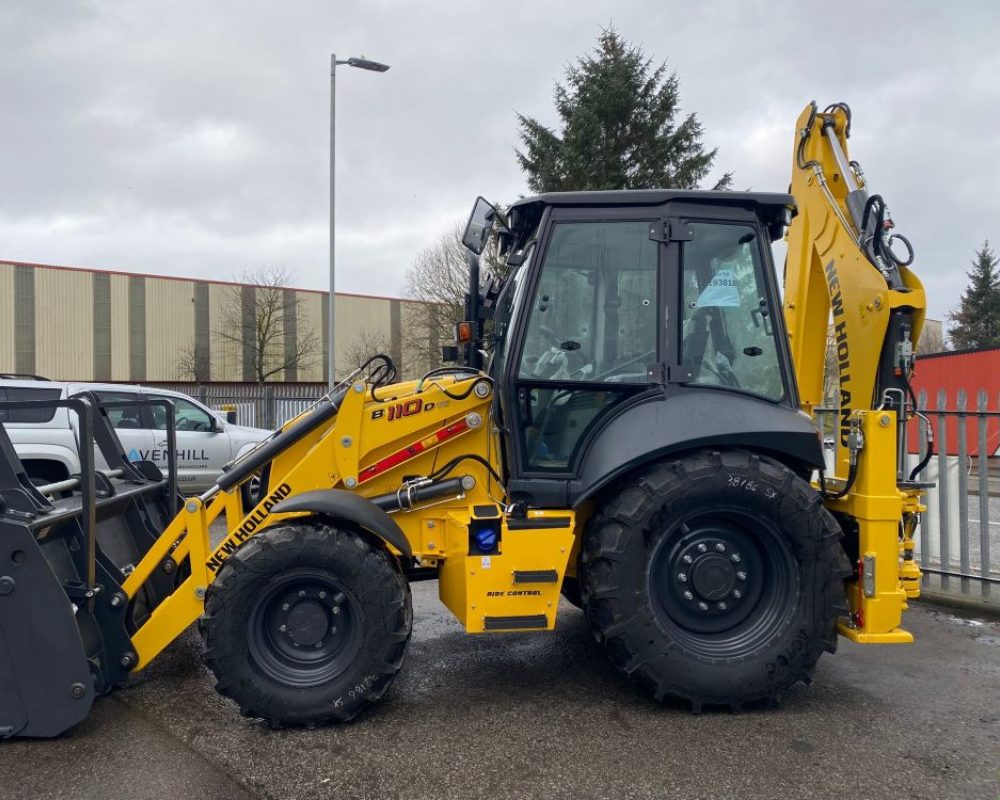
{"left": 518, "top": 221, "right": 657, "bottom": 384}
{"left": 680, "top": 223, "right": 784, "bottom": 401}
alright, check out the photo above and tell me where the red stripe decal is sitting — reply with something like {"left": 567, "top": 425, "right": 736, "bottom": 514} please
{"left": 357, "top": 418, "right": 470, "bottom": 484}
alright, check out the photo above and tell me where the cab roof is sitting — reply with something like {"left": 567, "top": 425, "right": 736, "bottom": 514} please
{"left": 509, "top": 189, "right": 794, "bottom": 212}
{"left": 506, "top": 189, "right": 795, "bottom": 245}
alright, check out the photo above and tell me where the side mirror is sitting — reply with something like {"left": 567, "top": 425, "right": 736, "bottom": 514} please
{"left": 462, "top": 197, "right": 499, "bottom": 255}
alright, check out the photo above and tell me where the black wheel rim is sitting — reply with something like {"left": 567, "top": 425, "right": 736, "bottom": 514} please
{"left": 247, "top": 568, "right": 363, "bottom": 687}
{"left": 647, "top": 509, "right": 799, "bottom": 658}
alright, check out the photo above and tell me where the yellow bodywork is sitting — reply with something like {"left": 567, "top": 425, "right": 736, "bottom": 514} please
{"left": 784, "top": 103, "right": 926, "bottom": 643}
{"left": 119, "top": 103, "right": 926, "bottom": 671}
{"left": 122, "top": 375, "right": 576, "bottom": 668}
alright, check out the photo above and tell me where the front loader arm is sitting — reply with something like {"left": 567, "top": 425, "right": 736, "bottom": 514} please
{"left": 783, "top": 102, "right": 927, "bottom": 641}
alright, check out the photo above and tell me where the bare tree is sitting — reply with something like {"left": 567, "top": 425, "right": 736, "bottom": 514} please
{"left": 917, "top": 322, "right": 948, "bottom": 354}
{"left": 343, "top": 326, "right": 392, "bottom": 372}
{"left": 403, "top": 226, "right": 470, "bottom": 370}
{"left": 402, "top": 217, "right": 510, "bottom": 373}
{"left": 217, "top": 266, "right": 319, "bottom": 383}
{"left": 173, "top": 343, "right": 210, "bottom": 382}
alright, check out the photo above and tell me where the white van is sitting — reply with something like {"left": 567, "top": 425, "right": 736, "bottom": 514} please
{"left": 0, "top": 376, "right": 270, "bottom": 503}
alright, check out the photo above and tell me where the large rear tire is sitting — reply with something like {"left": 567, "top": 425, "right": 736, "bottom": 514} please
{"left": 578, "top": 449, "right": 850, "bottom": 711}
{"left": 201, "top": 522, "right": 412, "bottom": 726}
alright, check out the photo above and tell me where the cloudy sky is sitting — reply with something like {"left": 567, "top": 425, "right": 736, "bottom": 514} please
{"left": 2, "top": 1, "right": 998, "bottom": 322}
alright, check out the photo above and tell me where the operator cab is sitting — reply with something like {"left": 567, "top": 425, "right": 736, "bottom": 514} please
{"left": 460, "top": 190, "right": 820, "bottom": 508}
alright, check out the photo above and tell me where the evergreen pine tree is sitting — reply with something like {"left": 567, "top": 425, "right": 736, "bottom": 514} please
{"left": 516, "top": 27, "right": 731, "bottom": 193}
{"left": 949, "top": 241, "right": 1000, "bottom": 350}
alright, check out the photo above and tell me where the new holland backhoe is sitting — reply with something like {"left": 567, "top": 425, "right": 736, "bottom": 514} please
{"left": 0, "top": 101, "right": 928, "bottom": 737}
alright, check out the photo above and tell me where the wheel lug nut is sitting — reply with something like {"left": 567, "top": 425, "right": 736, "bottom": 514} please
{"left": 737, "top": 571, "right": 747, "bottom": 581}
{"left": 314, "top": 642, "right": 323, "bottom": 649}
{"left": 330, "top": 626, "right": 338, "bottom": 634}
{"left": 298, "top": 590, "right": 306, "bottom": 598}
{"left": 731, "top": 553, "right": 741, "bottom": 563}
{"left": 715, "top": 543, "right": 726, "bottom": 552}
{"left": 332, "top": 606, "right": 340, "bottom": 615}
{"left": 279, "top": 624, "right": 287, "bottom": 632}
{"left": 683, "top": 591, "right": 694, "bottom": 601}
{"left": 282, "top": 603, "right": 290, "bottom": 611}
{"left": 682, "top": 555, "right": 693, "bottom": 564}
{"left": 697, "top": 544, "right": 708, "bottom": 553}
{"left": 718, "top": 601, "right": 727, "bottom": 610}
{"left": 319, "top": 591, "right": 327, "bottom": 599}
{"left": 333, "top": 592, "right": 346, "bottom": 604}
{"left": 698, "top": 602, "right": 708, "bottom": 611}
{"left": 733, "top": 589, "right": 742, "bottom": 599}
{"left": 678, "top": 573, "right": 688, "bottom": 583}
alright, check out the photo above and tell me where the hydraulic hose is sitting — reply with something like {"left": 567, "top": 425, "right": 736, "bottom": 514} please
{"left": 900, "top": 369, "right": 934, "bottom": 481}
{"left": 819, "top": 460, "right": 858, "bottom": 501}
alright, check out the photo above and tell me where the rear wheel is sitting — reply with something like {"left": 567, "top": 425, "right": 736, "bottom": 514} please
{"left": 201, "top": 522, "right": 412, "bottom": 726}
{"left": 578, "top": 449, "right": 850, "bottom": 711}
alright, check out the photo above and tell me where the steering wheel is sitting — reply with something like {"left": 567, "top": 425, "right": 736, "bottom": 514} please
{"left": 531, "top": 325, "right": 591, "bottom": 380}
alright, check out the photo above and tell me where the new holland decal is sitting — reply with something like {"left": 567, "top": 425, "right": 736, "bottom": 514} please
{"left": 825, "top": 259, "right": 853, "bottom": 448}
{"left": 205, "top": 482, "right": 292, "bottom": 572}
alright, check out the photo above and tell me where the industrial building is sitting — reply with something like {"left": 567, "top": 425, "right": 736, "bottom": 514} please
{"left": 0, "top": 260, "right": 443, "bottom": 383}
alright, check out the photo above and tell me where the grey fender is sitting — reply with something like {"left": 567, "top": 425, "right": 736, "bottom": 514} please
{"left": 271, "top": 489, "right": 413, "bottom": 558}
{"left": 570, "top": 389, "right": 823, "bottom": 508}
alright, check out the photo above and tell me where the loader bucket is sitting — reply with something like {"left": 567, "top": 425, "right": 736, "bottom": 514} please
{"left": 0, "top": 394, "right": 180, "bottom": 738}
{"left": 0, "top": 525, "right": 95, "bottom": 738}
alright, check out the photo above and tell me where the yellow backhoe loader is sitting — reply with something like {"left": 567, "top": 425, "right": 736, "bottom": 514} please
{"left": 0, "top": 101, "right": 929, "bottom": 737}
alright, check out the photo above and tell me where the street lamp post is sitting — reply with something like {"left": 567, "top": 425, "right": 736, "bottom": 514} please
{"left": 329, "top": 54, "right": 390, "bottom": 390}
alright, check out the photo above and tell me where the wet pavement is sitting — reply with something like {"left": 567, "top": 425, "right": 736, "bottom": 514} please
{"left": 2, "top": 587, "right": 999, "bottom": 800}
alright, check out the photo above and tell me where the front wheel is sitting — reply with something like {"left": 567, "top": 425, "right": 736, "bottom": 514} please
{"left": 201, "top": 522, "right": 412, "bottom": 726}
{"left": 579, "top": 449, "right": 850, "bottom": 711}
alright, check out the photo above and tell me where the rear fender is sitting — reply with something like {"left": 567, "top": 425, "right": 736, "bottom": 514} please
{"left": 271, "top": 489, "right": 413, "bottom": 558}
{"left": 571, "top": 390, "right": 822, "bottom": 507}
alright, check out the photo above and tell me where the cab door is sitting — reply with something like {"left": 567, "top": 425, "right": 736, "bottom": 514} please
{"left": 146, "top": 393, "right": 231, "bottom": 494}
{"left": 503, "top": 214, "right": 662, "bottom": 488}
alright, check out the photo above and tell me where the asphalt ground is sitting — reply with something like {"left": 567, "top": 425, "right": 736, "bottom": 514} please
{"left": 2, "top": 588, "right": 999, "bottom": 800}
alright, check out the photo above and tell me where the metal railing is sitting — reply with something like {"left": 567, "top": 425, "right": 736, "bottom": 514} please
{"left": 143, "top": 382, "right": 328, "bottom": 430}
{"left": 818, "top": 389, "right": 999, "bottom": 602}
{"left": 154, "top": 382, "right": 999, "bottom": 603}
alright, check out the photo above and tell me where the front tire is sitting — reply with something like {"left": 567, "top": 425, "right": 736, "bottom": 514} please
{"left": 579, "top": 449, "right": 850, "bottom": 711}
{"left": 201, "top": 522, "right": 412, "bottom": 726}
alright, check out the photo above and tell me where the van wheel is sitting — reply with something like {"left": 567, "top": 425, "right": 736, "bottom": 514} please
{"left": 240, "top": 467, "right": 269, "bottom": 512}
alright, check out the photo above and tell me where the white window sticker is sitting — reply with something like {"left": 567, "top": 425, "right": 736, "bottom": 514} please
{"left": 696, "top": 268, "right": 740, "bottom": 308}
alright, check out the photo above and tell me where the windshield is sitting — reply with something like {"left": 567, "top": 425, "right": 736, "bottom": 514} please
{"left": 488, "top": 244, "right": 535, "bottom": 378}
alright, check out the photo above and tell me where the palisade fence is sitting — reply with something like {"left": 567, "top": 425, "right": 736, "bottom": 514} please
{"left": 145, "top": 382, "right": 328, "bottom": 430}
{"left": 152, "top": 382, "right": 998, "bottom": 604}
{"left": 818, "top": 388, "right": 999, "bottom": 603}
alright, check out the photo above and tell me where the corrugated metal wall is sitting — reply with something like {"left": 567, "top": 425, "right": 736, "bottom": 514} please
{"left": 0, "top": 267, "right": 13, "bottom": 370}
{"left": 911, "top": 347, "right": 1000, "bottom": 455}
{"left": 0, "top": 261, "right": 442, "bottom": 382}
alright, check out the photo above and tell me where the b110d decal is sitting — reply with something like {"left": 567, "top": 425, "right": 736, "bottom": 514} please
{"left": 371, "top": 398, "right": 448, "bottom": 421}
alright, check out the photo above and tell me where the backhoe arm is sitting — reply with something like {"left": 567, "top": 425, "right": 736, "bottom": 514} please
{"left": 783, "top": 102, "right": 927, "bottom": 641}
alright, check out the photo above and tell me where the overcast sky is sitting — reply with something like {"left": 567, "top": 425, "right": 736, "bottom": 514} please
{"left": 2, "top": 1, "right": 998, "bottom": 322}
